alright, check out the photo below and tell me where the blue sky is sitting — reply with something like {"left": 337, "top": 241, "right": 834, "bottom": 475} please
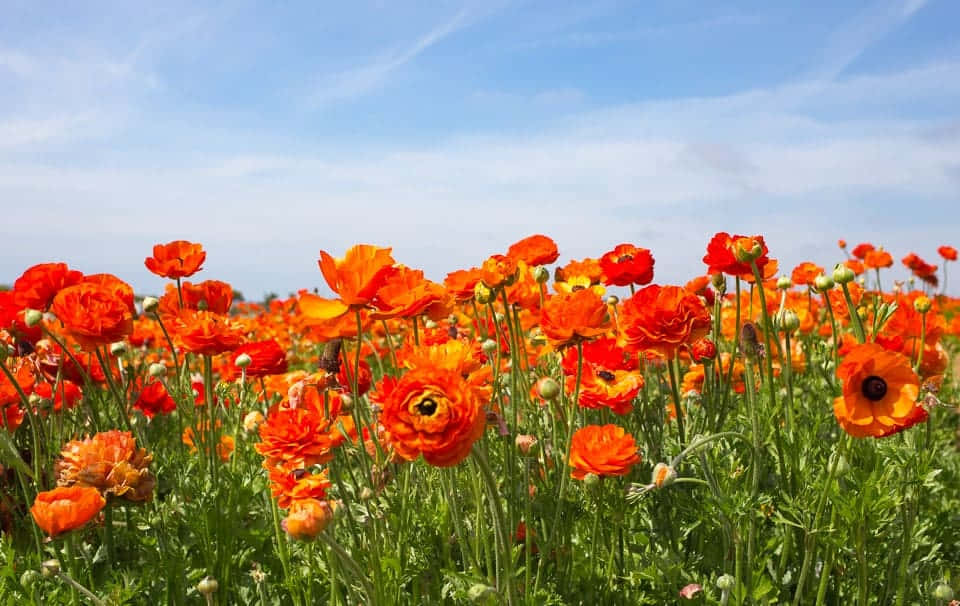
{"left": 2, "top": 0, "right": 959, "bottom": 297}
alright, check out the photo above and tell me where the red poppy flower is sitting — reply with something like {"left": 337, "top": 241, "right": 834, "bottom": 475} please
{"left": 618, "top": 284, "right": 711, "bottom": 357}
{"left": 851, "top": 243, "right": 874, "bottom": 259}
{"left": 599, "top": 244, "right": 655, "bottom": 287}
{"left": 702, "top": 232, "right": 771, "bottom": 278}
{"left": 50, "top": 283, "right": 133, "bottom": 350}
{"left": 938, "top": 245, "right": 957, "bottom": 261}
{"left": 229, "top": 340, "right": 288, "bottom": 378}
{"left": 133, "top": 378, "right": 177, "bottom": 418}
{"left": 13, "top": 263, "right": 84, "bottom": 310}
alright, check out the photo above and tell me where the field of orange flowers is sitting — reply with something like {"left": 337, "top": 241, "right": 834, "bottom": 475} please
{"left": 1, "top": 235, "right": 959, "bottom": 605}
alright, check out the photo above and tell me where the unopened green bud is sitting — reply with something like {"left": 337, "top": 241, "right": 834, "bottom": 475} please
{"left": 148, "top": 363, "right": 166, "bottom": 378}
{"left": 197, "top": 576, "right": 219, "bottom": 595}
{"left": 40, "top": 559, "right": 60, "bottom": 578}
{"left": 814, "top": 275, "right": 834, "bottom": 292}
{"left": 481, "top": 339, "right": 498, "bottom": 355}
{"left": 776, "top": 309, "right": 800, "bottom": 333}
{"left": 776, "top": 276, "right": 792, "bottom": 290}
{"left": 20, "top": 569, "right": 41, "bottom": 587}
{"left": 467, "top": 583, "right": 496, "bottom": 603}
{"left": 474, "top": 282, "right": 495, "bottom": 304}
{"left": 605, "top": 295, "right": 619, "bottom": 306}
{"left": 536, "top": 377, "right": 560, "bottom": 400}
{"left": 583, "top": 473, "right": 600, "bottom": 488}
{"left": 234, "top": 353, "right": 252, "bottom": 368}
{"left": 141, "top": 296, "right": 159, "bottom": 313}
{"left": 716, "top": 574, "right": 735, "bottom": 591}
{"left": 913, "top": 296, "right": 932, "bottom": 313}
{"left": 932, "top": 583, "right": 954, "bottom": 602}
{"left": 110, "top": 341, "right": 127, "bottom": 355}
{"left": 532, "top": 266, "right": 550, "bottom": 284}
{"left": 24, "top": 309, "right": 42, "bottom": 327}
{"left": 832, "top": 264, "right": 855, "bottom": 284}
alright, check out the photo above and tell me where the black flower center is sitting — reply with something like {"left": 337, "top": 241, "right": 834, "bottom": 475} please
{"left": 597, "top": 370, "right": 616, "bottom": 382}
{"left": 416, "top": 397, "right": 439, "bottom": 416}
{"left": 619, "top": 254, "right": 634, "bottom": 263}
{"left": 861, "top": 375, "right": 888, "bottom": 402}
{"left": 571, "top": 285, "right": 585, "bottom": 292}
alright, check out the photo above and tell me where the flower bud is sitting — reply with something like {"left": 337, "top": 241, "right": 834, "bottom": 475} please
{"left": 933, "top": 583, "right": 954, "bottom": 602}
{"left": 582, "top": 473, "right": 600, "bottom": 488}
{"left": 41, "top": 559, "right": 60, "bottom": 578}
{"left": 832, "top": 264, "right": 855, "bottom": 284}
{"left": 652, "top": 463, "right": 677, "bottom": 489}
{"left": 197, "top": 576, "right": 219, "bottom": 596}
{"left": 733, "top": 238, "right": 763, "bottom": 263}
{"left": 467, "top": 584, "right": 496, "bottom": 603}
{"left": 813, "top": 274, "right": 834, "bottom": 292}
{"left": 474, "top": 282, "right": 495, "bottom": 304}
{"left": 691, "top": 338, "right": 717, "bottom": 362}
{"left": 234, "top": 353, "right": 252, "bottom": 369}
{"left": 359, "top": 487, "right": 375, "bottom": 501}
{"left": 494, "top": 312, "right": 505, "bottom": 323}
{"left": 24, "top": 309, "right": 42, "bottom": 327}
{"left": 515, "top": 434, "right": 538, "bottom": 456}
{"left": 141, "top": 296, "right": 159, "bottom": 313}
{"left": 243, "top": 411, "right": 265, "bottom": 433}
{"left": 710, "top": 273, "right": 726, "bottom": 292}
{"left": 424, "top": 319, "right": 438, "bottom": 330}
{"left": 776, "top": 276, "right": 792, "bottom": 290}
{"left": 535, "top": 377, "right": 560, "bottom": 400}
{"left": 339, "top": 393, "right": 355, "bottom": 413}
{"left": 481, "top": 339, "right": 498, "bottom": 355}
{"left": 532, "top": 266, "right": 550, "bottom": 283}
{"left": 20, "top": 569, "right": 40, "bottom": 588}
{"left": 110, "top": 341, "right": 127, "bottom": 355}
{"left": 282, "top": 499, "right": 335, "bottom": 541}
{"left": 28, "top": 393, "right": 42, "bottom": 407}
{"left": 913, "top": 295, "right": 931, "bottom": 314}
{"left": 838, "top": 239, "right": 847, "bottom": 249}
{"left": 605, "top": 295, "right": 619, "bottom": 306}
{"left": 148, "top": 363, "right": 167, "bottom": 378}
{"left": 776, "top": 309, "right": 800, "bottom": 333}
{"left": 716, "top": 574, "right": 735, "bottom": 591}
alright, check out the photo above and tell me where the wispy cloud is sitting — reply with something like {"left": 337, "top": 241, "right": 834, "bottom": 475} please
{"left": 305, "top": 8, "right": 473, "bottom": 108}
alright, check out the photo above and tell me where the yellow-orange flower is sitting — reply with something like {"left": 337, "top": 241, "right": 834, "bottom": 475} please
{"left": 833, "top": 343, "right": 924, "bottom": 438}
{"left": 539, "top": 289, "right": 611, "bottom": 349}
{"left": 618, "top": 284, "right": 711, "bottom": 357}
{"left": 56, "top": 430, "right": 155, "bottom": 502}
{"left": 282, "top": 498, "right": 335, "bottom": 541}
{"left": 316, "top": 244, "right": 397, "bottom": 317}
{"left": 568, "top": 424, "right": 641, "bottom": 480}
{"left": 255, "top": 392, "right": 351, "bottom": 470}
{"left": 174, "top": 310, "right": 244, "bottom": 356}
{"left": 31, "top": 486, "right": 105, "bottom": 537}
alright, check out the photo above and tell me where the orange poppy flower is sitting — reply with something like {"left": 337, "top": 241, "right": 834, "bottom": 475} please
{"left": 539, "top": 289, "right": 611, "bottom": 349}
{"left": 33, "top": 380, "right": 83, "bottom": 412}
{"left": 864, "top": 249, "right": 893, "bottom": 270}
{"left": 182, "top": 422, "right": 235, "bottom": 462}
{"left": 791, "top": 262, "right": 824, "bottom": 287}
{"left": 506, "top": 234, "right": 559, "bottom": 266}
{"left": 31, "top": 486, "right": 105, "bottom": 537}
{"left": 50, "top": 283, "right": 133, "bottom": 350}
{"left": 443, "top": 268, "right": 484, "bottom": 302}
{"left": 316, "top": 244, "right": 397, "bottom": 317}
{"left": 267, "top": 466, "right": 331, "bottom": 509}
{"left": 938, "top": 245, "right": 957, "bottom": 261}
{"left": 12, "top": 262, "right": 84, "bottom": 310}
{"left": 555, "top": 258, "right": 603, "bottom": 284}
{"left": 702, "top": 232, "right": 772, "bottom": 278}
{"left": 560, "top": 336, "right": 637, "bottom": 374}
{"left": 0, "top": 358, "right": 34, "bottom": 408}
{"left": 282, "top": 498, "right": 335, "bottom": 540}
{"left": 56, "top": 430, "right": 155, "bottom": 502}
{"left": 843, "top": 258, "right": 865, "bottom": 276}
{"left": 159, "top": 280, "right": 234, "bottom": 315}
{"left": 227, "top": 339, "right": 288, "bottom": 379}
{"left": 144, "top": 240, "right": 206, "bottom": 279}
{"left": 618, "top": 284, "right": 711, "bottom": 357}
{"left": 174, "top": 310, "right": 244, "bottom": 356}
{"left": 568, "top": 424, "right": 641, "bottom": 480}
{"left": 255, "top": 394, "right": 350, "bottom": 471}
{"left": 371, "top": 267, "right": 452, "bottom": 320}
{"left": 832, "top": 343, "right": 923, "bottom": 438}
{"left": 599, "top": 244, "right": 655, "bottom": 287}
{"left": 480, "top": 254, "right": 519, "bottom": 289}
{"left": 377, "top": 367, "right": 486, "bottom": 467}
{"left": 568, "top": 367, "right": 644, "bottom": 415}
{"left": 505, "top": 262, "right": 544, "bottom": 311}
{"left": 81, "top": 274, "right": 135, "bottom": 311}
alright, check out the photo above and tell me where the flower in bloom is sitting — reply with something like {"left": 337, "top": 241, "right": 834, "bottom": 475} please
{"left": 337, "top": 359, "right": 372, "bottom": 396}
{"left": 480, "top": 254, "right": 519, "bottom": 289}
{"left": 377, "top": 367, "right": 486, "bottom": 467}
{"left": 443, "top": 268, "right": 484, "bottom": 302}
{"left": 555, "top": 258, "right": 603, "bottom": 285}
{"left": 282, "top": 498, "right": 335, "bottom": 540}
{"left": 12, "top": 263, "right": 84, "bottom": 310}
{"left": 267, "top": 466, "right": 331, "bottom": 509}
{"left": 938, "top": 245, "right": 958, "bottom": 261}
{"left": 314, "top": 244, "right": 397, "bottom": 318}
{"left": 599, "top": 244, "right": 655, "bottom": 287}
{"left": 81, "top": 274, "right": 135, "bottom": 312}
{"left": 33, "top": 380, "right": 83, "bottom": 412}
{"left": 568, "top": 424, "right": 641, "bottom": 480}
{"left": 132, "top": 378, "right": 177, "bottom": 418}
{"left": 50, "top": 284, "right": 133, "bottom": 351}
{"left": 159, "top": 280, "right": 234, "bottom": 315}
{"left": 506, "top": 234, "right": 560, "bottom": 266}
{"left": 539, "top": 289, "right": 611, "bottom": 349}
{"left": 864, "top": 248, "right": 893, "bottom": 270}
{"left": 56, "top": 430, "right": 155, "bottom": 502}
{"left": 228, "top": 340, "right": 288, "bottom": 378}
{"left": 618, "top": 284, "right": 711, "bottom": 357}
{"left": 255, "top": 393, "right": 351, "bottom": 471}
{"left": 30, "top": 486, "right": 105, "bottom": 537}
{"left": 833, "top": 343, "right": 924, "bottom": 438}
{"left": 791, "top": 262, "right": 824, "bottom": 287}
{"left": 569, "top": 368, "right": 644, "bottom": 415}
{"left": 370, "top": 267, "right": 451, "bottom": 321}
{"left": 851, "top": 243, "right": 874, "bottom": 260}
{"left": 144, "top": 240, "right": 206, "bottom": 279}
{"left": 702, "top": 232, "right": 772, "bottom": 278}
{"left": 174, "top": 310, "right": 244, "bottom": 356}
